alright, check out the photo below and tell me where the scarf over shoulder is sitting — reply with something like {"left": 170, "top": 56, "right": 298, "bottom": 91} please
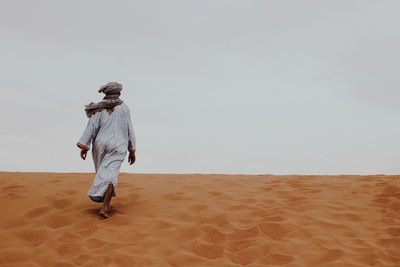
{"left": 85, "top": 82, "right": 124, "bottom": 117}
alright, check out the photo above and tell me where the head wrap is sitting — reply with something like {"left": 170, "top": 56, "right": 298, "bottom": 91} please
{"left": 98, "top": 82, "right": 123, "bottom": 100}
{"left": 84, "top": 82, "right": 124, "bottom": 117}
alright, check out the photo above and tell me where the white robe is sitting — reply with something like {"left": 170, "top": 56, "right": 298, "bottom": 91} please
{"left": 78, "top": 103, "right": 136, "bottom": 202}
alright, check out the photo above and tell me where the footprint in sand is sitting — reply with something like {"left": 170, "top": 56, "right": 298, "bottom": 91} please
{"left": 200, "top": 213, "right": 232, "bottom": 228}
{"left": 386, "top": 227, "right": 400, "bottom": 236}
{"left": 199, "top": 225, "right": 225, "bottom": 244}
{"left": 192, "top": 241, "right": 224, "bottom": 259}
{"left": 227, "top": 239, "right": 265, "bottom": 253}
{"left": 252, "top": 209, "right": 283, "bottom": 221}
{"left": 111, "top": 254, "right": 137, "bottom": 266}
{"left": 117, "top": 183, "right": 132, "bottom": 188}
{"left": 285, "top": 180, "right": 304, "bottom": 189}
{"left": 227, "top": 226, "right": 259, "bottom": 240}
{"left": 72, "top": 254, "right": 91, "bottom": 265}
{"left": 63, "top": 189, "right": 78, "bottom": 195}
{"left": 0, "top": 249, "right": 31, "bottom": 264}
{"left": 206, "top": 191, "right": 223, "bottom": 197}
{"left": 44, "top": 214, "right": 73, "bottom": 229}
{"left": 1, "top": 217, "right": 28, "bottom": 229}
{"left": 188, "top": 204, "right": 208, "bottom": 212}
{"left": 240, "top": 198, "right": 258, "bottom": 204}
{"left": 261, "top": 253, "right": 295, "bottom": 264}
{"left": 57, "top": 243, "right": 82, "bottom": 258}
{"left": 310, "top": 189, "right": 322, "bottom": 193}
{"left": 126, "top": 192, "right": 140, "bottom": 200}
{"left": 261, "top": 187, "right": 274, "bottom": 192}
{"left": 2, "top": 185, "right": 26, "bottom": 191}
{"left": 374, "top": 197, "right": 390, "bottom": 204}
{"left": 75, "top": 221, "right": 98, "bottom": 236}
{"left": 258, "top": 222, "right": 289, "bottom": 240}
{"left": 153, "top": 220, "right": 176, "bottom": 230}
{"left": 107, "top": 214, "right": 131, "bottom": 225}
{"left": 286, "top": 196, "right": 308, "bottom": 202}
{"left": 307, "top": 249, "right": 343, "bottom": 265}
{"left": 174, "top": 211, "right": 199, "bottom": 223}
{"left": 378, "top": 238, "right": 400, "bottom": 248}
{"left": 358, "top": 177, "right": 375, "bottom": 182}
{"left": 226, "top": 204, "right": 249, "bottom": 211}
{"left": 1, "top": 185, "right": 27, "bottom": 199}
{"left": 119, "top": 230, "right": 148, "bottom": 243}
{"left": 59, "top": 232, "right": 82, "bottom": 243}
{"left": 177, "top": 225, "right": 201, "bottom": 241}
{"left": 4, "top": 192, "right": 26, "bottom": 199}
{"left": 373, "top": 184, "right": 400, "bottom": 219}
{"left": 16, "top": 229, "right": 49, "bottom": 246}
{"left": 86, "top": 238, "right": 106, "bottom": 249}
{"left": 167, "top": 252, "right": 204, "bottom": 267}
{"left": 162, "top": 192, "right": 191, "bottom": 201}
{"left": 227, "top": 245, "right": 265, "bottom": 265}
{"left": 335, "top": 213, "right": 362, "bottom": 222}
{"left": 51, "top": 199, "right": 73, "bottom": 209}
{"left": 25, "top": 206, "right": 51, "bottom": 219}
{"left": 52, "top": 262, "right": 75, "bottom": 267}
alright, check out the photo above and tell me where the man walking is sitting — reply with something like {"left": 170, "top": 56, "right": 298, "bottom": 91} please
{"left": 77, "top": 82, "right": 136, "bottom": 218}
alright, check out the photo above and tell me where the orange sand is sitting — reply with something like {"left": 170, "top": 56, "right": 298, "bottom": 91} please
{"left": 0, "top": 172, "right": 399, "bottom": 266}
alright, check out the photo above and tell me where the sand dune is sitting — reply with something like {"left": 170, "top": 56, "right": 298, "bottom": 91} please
{"left": 0, "top": 172, "right": 399, "bottom": 266}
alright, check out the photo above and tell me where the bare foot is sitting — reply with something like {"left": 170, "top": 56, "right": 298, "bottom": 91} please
{"left": 107, "top": 206, "right": 112, "bottom": 214}
{"left": 99, "top": 207, "right": 110, "bottom": 219}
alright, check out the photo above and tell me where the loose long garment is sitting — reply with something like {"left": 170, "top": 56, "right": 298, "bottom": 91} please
{"left": 78, "top": 103, "right": 136, "bottom": 202}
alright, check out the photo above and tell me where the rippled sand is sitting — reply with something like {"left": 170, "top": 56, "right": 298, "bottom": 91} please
{"left": 0, "top": 172, "right": 399, "bottom": 266}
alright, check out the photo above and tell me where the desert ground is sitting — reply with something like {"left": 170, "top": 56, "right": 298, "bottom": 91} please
{"left": 0, "top": 172, "right": 399, "bottom": 266}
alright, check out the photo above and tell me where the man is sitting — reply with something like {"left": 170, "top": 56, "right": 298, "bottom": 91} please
{"left": 77, "top": 82, "right": 136, "bottom": 218}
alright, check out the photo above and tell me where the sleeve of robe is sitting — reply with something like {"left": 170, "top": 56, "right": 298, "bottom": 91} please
{"left": 77, "top": 112, "right": 100, "bottom": 150}
{"left": 127, "top": 109, "right": 136, "bottom": 151}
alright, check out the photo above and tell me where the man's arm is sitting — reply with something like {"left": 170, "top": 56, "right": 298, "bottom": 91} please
{"left": 77, "top": 113, "right": 99, "bottom": 160}
{"left": 127, "top": 113, "right": 136, "bottom": 152}
{"left": 127, "top": 109, "right": 136, "bottom": 165}
{"left": 128, "top": 150, "right": 136, "bottom": 165}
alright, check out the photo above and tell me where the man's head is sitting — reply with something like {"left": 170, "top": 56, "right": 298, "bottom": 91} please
{"left": 98, "top": 82, "right": 123, "bottom": 100}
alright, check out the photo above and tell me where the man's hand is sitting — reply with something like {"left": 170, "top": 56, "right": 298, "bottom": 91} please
{"left": 77, "top": 143, "right": 89, "bottom": 160}
{"left": 80, "top": 148, "right": 88, "bottom": 160}
{"left": 128, "top": 150, "right": 136, "bottom": 165}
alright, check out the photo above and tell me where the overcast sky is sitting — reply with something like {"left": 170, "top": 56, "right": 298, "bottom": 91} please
{"left": 1, "top": 0, "right": 399, "bottom": 174}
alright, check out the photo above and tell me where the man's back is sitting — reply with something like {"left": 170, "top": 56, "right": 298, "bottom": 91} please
{"left": 94, "top": 103, "right": 133, "bottom": 152}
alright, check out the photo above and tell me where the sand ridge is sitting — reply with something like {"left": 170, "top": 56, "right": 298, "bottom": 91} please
{"left": 0, "top": 172, "right": 399, "bottom": 266}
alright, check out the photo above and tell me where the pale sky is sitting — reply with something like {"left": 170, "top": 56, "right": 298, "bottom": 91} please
{"left": 1, "top": 0, "right": 399, "bottom": 174}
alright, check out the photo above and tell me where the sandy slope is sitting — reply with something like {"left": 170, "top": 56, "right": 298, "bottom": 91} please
{"left": 0, "top": 172, "right": 399, "bottom": 266}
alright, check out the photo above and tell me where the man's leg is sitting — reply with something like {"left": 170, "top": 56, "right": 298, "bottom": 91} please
{"left": 99, "top": 183, "right": 113, "bottom": 218}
